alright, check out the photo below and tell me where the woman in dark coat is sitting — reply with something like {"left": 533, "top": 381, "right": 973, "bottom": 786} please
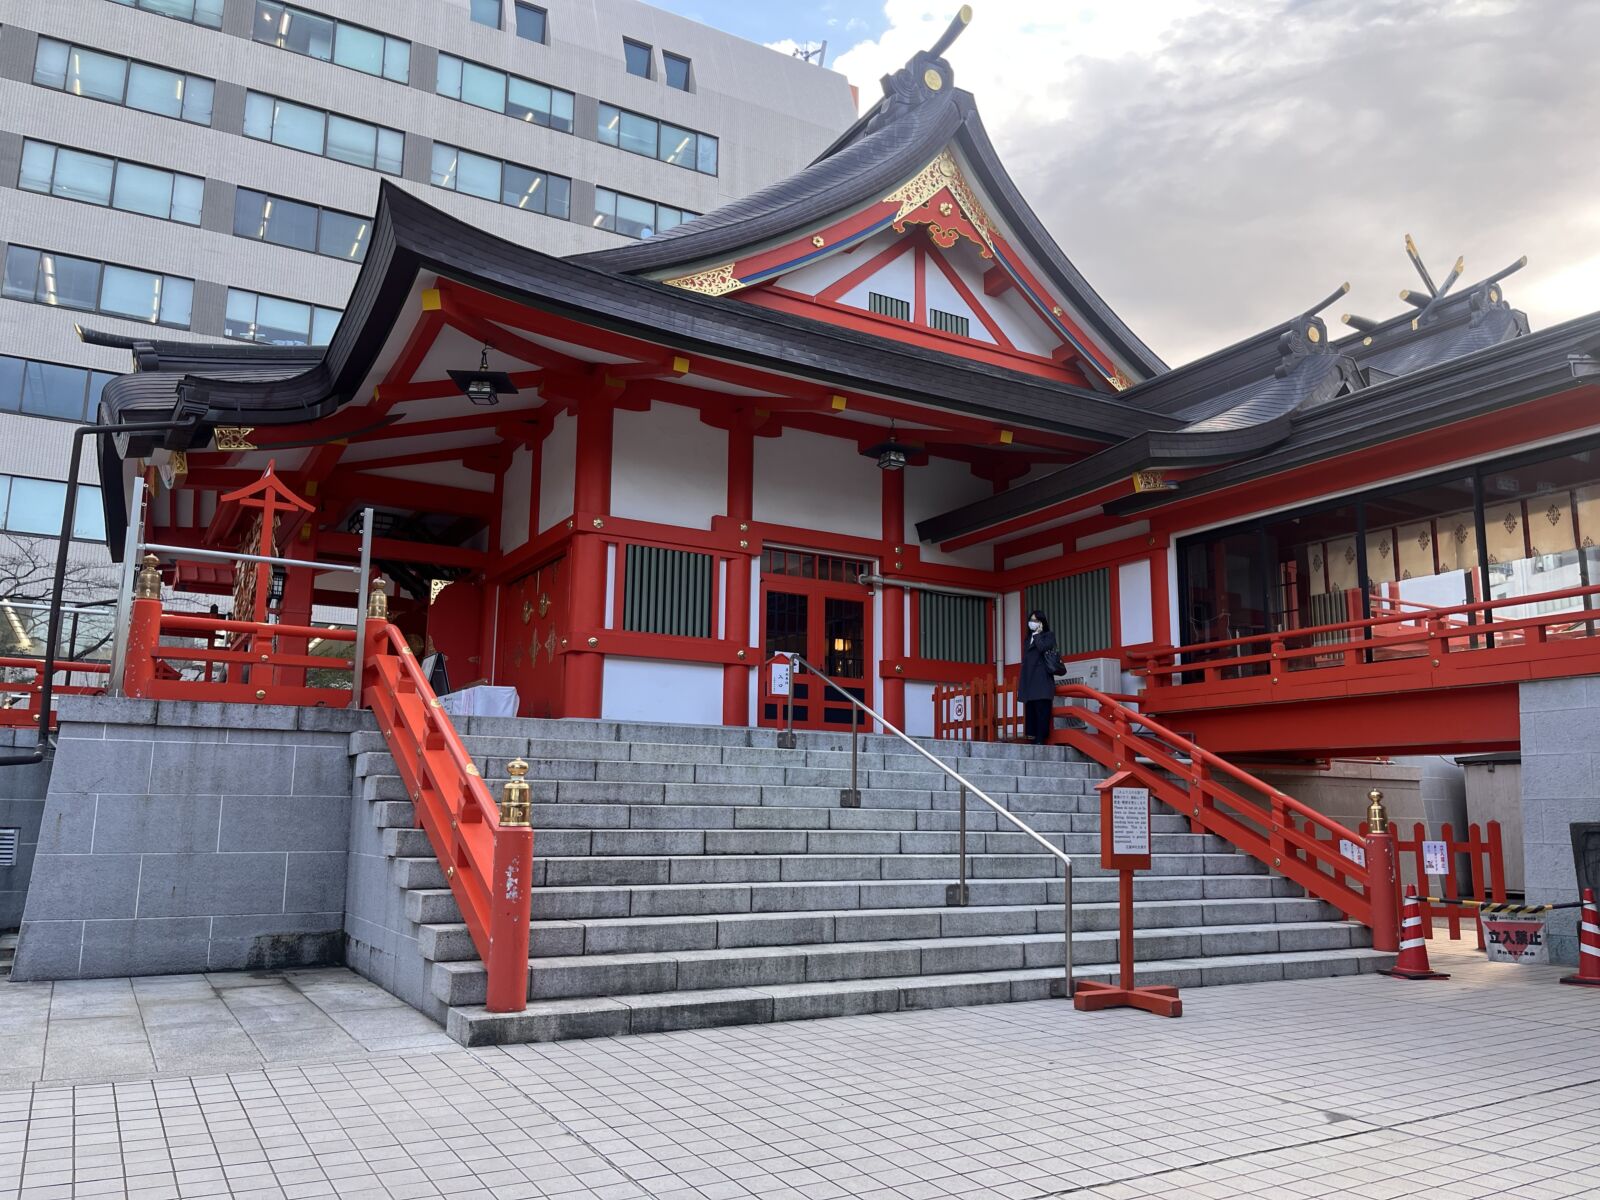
{"left": 1019, "top": 608, "right": 1058, "bottom": 744}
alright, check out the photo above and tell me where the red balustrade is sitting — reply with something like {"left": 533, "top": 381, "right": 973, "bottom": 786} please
{"left": 0, "top": 656, "right": 110, "bottom": 728}
{"left": 1132, "top": 582, "right": 1600, "bottom": 715}
{"left": 361, "top": 619, "right": 533, "bottom": 1013}
{"left": 1357, "top": 818, "right": 1507, "bottom": 944}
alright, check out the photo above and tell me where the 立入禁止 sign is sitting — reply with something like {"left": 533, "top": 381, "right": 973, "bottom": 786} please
{"left": 1482, "top": 916, "right": 1548, "bottom": 964}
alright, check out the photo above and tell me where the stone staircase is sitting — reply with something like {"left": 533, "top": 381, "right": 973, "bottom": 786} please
{"left": 345, "top": 718, "right": 1393, "bottom": 1045}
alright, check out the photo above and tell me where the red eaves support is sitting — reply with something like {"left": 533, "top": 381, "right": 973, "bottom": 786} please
{"left": 1071, "top": 771, "right": 1182, "bottom": 1018}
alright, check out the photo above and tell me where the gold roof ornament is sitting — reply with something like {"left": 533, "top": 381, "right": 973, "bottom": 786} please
{"left": 214, "top": 426, "right": 257, "bottom": 452}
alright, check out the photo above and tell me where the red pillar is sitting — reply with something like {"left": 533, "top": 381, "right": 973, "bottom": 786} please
{"left": 723, "top": 426, "right": 754, "bottom": 726}
{"left": 881, "top": 467, "right": 906, "bottom": 729}
{"left": 123, "top": 596, "right": 162, "bottom": 699}
{"left": 278, "top": 550, "right": 316, "bottom": 688}
{"left": 479, "top": 462, "right": 505, "bottom": 685}
{"left": 564, "top": 400, "right": 613, "bottom": 718}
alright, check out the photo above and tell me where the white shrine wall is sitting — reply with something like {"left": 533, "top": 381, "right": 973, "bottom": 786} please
{"left": 753, "top": 427, "right": 881, "bottom": 540}
{"left": 611, "top": 402, "right": 727, "bottom": 530}
{"left": 538, "top": 411, "right": 576, "bottom": 535}
{"left": 499, "top": 445, "right": 533, "bottom": 553}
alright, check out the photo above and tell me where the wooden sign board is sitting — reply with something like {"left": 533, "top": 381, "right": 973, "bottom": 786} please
{"left": 1096, "top": 771, "right": 1152, "bottom": 872}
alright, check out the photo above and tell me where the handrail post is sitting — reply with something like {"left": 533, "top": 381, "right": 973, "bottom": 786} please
{"left": 348, "top": 507, "right": 375, "bottom": 709}
{"left": 123, "top": 555, "right": 164, "bottom": 700}
{"left": 946, "top": 784, "right": 969, "bottom": 906}
{"left": 1364, "top": 788, "right": 1400, "bottom": 953}
{"left": 841, "top": 704, "right": 861, "bottom": 807}
{"left": 486, "top": 760, "right": 534, "bottom": 1013}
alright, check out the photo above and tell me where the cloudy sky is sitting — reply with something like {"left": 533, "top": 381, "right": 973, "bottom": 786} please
{"left": 651, "top": 0, "right": 1600, "bottom": 367}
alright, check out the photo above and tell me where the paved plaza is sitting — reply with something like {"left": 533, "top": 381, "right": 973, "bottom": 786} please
{"left": 1, "top": 943, "right": 1597, "bottom": 1198}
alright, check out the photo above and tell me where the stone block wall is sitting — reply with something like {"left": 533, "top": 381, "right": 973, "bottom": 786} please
{"left": 1519, "top": 677, "right": 1600, "bottom": 965}
{"left": 11, "top": 696, "right": 371, "bottom": 980}
{"left": 1, "top": 726, "right": 54, "bottom": 928}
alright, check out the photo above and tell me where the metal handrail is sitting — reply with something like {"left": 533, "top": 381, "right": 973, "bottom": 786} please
{"left": 784, "top": 654, "right": 1074, "bottom": 998}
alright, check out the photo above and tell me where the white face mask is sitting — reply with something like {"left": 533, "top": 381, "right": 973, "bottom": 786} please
{"left": 1028, "top": 620, "right": 1043, "bottom": 632}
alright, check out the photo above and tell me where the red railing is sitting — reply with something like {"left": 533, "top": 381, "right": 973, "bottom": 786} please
{"left": 0, "top": 656, "right": 110, "bottom": 727}
{"left": 362, "top": 619, "right": 533, "bottom": 1013}
{"left": 1134, "top": 582, "right": 1600, "bottom": 710}
{"left": 1358, "top": 818, "right": 1507, "bottom": 944}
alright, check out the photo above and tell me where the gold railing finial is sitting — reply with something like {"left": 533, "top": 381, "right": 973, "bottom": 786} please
{"left": 134, "top": 553, "right": 163, "bottom": 601}
{"left": 366, "top": 575, "right": 389, "bottom": 620}
{"left": 499, "top": 758, "right": 531, "bottom": 827}
{"left": 1366, "top": 788, "right": 1388, "bottom": 835}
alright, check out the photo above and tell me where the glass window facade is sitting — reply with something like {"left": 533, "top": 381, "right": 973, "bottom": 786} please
{"left": 108, "top": 0, "right": 224, "bottom": 27}
{"left": 34, "top": 38, "right": 214, "bottom": 125}
{"left": 592, "top": 188, "right": 695, "bottom": 240}
{"left": 2, "top": 247, "right": 192, "bottom": 328}
{"left": 663, "top": 52, "right": 691, "bottom": 91}
{"left": 1176, "top": 438, "right": 1600, "bottom": 672}
{"left": 598, "top": 103, "right": 717, "bottom": 174}
{"left": 243, "top": 91, "right": 403, "bottom": 173}
{"left": 514, "top": 3, "right": 546, "bottom": 42}
{"left": 0, "top": 356, "right": 117, "bottom": 423}
{"left": 19, "top": 140, "right": 203, "bottom": 225}
{"left": 233, "top": 189, "right": 371, "bottom": 261}
{"left": 0, "top": 474, "right": 105, "bottom": 541}
{"left": 470, "top": 0, "right": 500, "bottom": 28}
{"left": 252, "top": 3, "right": 410, "bottom": 83}
{"left": 435, "top": 54, "right": 574, "bottom": 132}
{"left": 224, "top": 288, "right": 340, "bottom": 347}
{"left": 430, "top": 144, "right": 570, "bottom": 219}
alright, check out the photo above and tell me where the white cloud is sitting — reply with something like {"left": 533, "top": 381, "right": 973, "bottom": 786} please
{"left": 830, "top": 1, "right": 1600, "bottom": 364}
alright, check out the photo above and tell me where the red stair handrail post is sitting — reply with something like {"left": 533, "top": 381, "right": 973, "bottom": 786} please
{"left": 1363, "top": 789, "right": 1400, "bottom": 953}
{"left": 123, "top": 553, "right": 164, "bottom": 699}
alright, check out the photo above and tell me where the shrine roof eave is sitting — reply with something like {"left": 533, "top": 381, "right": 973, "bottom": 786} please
{"left": 569, "top": 89, "right": 1167, "bottom": 381}
{"left": 1101, "top": 309, "right": 1600, "bottom": 520}
{"left": 93, "top": 182, "right": 1178, "bottom": 462}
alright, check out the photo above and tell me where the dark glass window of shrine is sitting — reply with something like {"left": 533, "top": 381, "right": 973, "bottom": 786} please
{"left": 761, "top": 549, "right": 871, "bottom": 583}
{"left": 623, "top": 39, "right": 652, "bottom": 78}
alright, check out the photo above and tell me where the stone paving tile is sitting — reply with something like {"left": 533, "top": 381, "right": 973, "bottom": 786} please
{"left": 0, "top": 945, "right": 1598, "bottom": 1196}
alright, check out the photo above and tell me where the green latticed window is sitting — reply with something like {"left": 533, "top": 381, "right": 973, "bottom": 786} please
{"left": 1024, "top": 568, "right": 1111, "bottom": 655}
{"left": 623, "top": 545, "right": 712, "bottom": 637}
{"left": 919, "top": 591, "right": 988, "bottom": 664}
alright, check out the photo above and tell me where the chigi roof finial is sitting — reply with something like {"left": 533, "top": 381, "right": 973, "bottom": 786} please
{"left": 868, "top": 6, "right": 973, "bottom": 132}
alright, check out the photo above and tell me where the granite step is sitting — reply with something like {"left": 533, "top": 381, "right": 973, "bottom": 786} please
{"left": 446, "top": 947, "right": 1397, "bottom": 1045}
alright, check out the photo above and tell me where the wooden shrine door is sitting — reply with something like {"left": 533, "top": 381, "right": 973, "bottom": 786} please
{"left": 496, "top": 556, "right": 568, "bottom": 718}
{"left": 425, "top": 580, "right": 484, "bottom": 690}
{"left": 758, "top": 548, "right": 874, "bottom": 730}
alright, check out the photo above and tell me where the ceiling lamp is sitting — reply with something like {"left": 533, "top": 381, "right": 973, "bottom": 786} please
{"left": 448, "top": 344, "right": 516, "bottom": 407}
{"left": 861, "top": 423, "right": 914, "bottom": 471}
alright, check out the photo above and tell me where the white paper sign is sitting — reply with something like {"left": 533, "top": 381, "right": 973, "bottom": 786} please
{"left": 769, "top": 658, "right": 791, "bottom": 697}
{"left": 1110, "top": 786, "right": 1151, "bottom": 857}
{"left": 1483, "top": 916, "right": 1549, "bottom": 964}
{"left": 1339, "top": 839, "right": 1367, "bottom": 868}
{"left": 949, "top": 695, "right": 968, "bottom": 721}
{"left": 1422, "top": 840, "right": 1449, "bottom": 876}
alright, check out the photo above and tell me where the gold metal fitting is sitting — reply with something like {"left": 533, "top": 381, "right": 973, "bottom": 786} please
{"left": 254, "top": 689, "right": 266, "bottom": 700}
{"left": 592, "top": 517, "right": 604, "bottom": 529}
{"left": 739, "top": 522, "right": 749, "bottom": 532}
{"left": 366, "top": 577, "right": 389, "bottom": 620}
{"left": 736, "top": 649, "right": 746, "bottom": 660}
{"left": 587, "top": 636, "right": 598, "bottom": 647}
{"left": 134, "top": 554, "right": 163, "bottom": 601}
{"left": 1366, "top": 788, "right": 1388, "bottom": 834}
{"left": 499, "top": 758, "right": 532, "bottom": 827}
{"left": 260, "top": 654, "right": 270, "bottom": 662}
{"left": 739, "top": 540, "right": 749, "bottom": 549}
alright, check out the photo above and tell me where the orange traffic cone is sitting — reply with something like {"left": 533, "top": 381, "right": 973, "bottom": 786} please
{"left": 1560, "top": 888, "right": 1600, "bottom": 989}
{"left": 1381, "top": 885, "right": 1450, "bottom": 980}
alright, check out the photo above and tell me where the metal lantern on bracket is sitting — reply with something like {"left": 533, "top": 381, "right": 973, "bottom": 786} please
{"left": 268, "top": 565, "right": 287, "bottom": 606}
{"left": 862, "top": 423, "right": 914, "bottom": 471}
{"left": 448, "top": 344, "right": 517, "bottom": 407}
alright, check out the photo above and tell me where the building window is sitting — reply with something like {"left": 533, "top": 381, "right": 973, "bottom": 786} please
{"left": 0, "top": 355, "right": 117, "bottom": 423}
{"left": 108, "top": 0, "right": 224, "bottom": 29}
{"left": 225, "top": 289, "right": 340, "bottom": 347}
{"left": 919, "top": 592, "right": 988, "bottom": 664}
{"left": 233, "top": 189, "right": 372, "bottom": 261}
{"left": 436, "top": 54, "right": 574, "bottom": 133}
{"left": 34, "top": 38, "right": 214, "bottom": 125}
{"left": 623, "top": 39, "right": 652, "bottom": 78}
{"left": 592, "top": 188, "right": 695, "bottom": 240}
{"left": 0, "top": 475, "right": 105, "bottom": 540}
{"left": 19, "top": 140, "right": 203, "bottom": 226}
{"left": 623, "top": 545, "right": 712, "bottom": 637}
{"left": 663, "top": 52, "right": 691, "bottom": 91}
{"left": 1025, "top": 568, "right": 1112, "bottom": 656}
{"left": 243, "top": 91, "right": 404, "bottom": 173}
{"left": 252, "top": 3, "right": 410, "bottom": 84}
{"left": 2, "top": 246, "right": 192, "bottom": 328}
{"left": 929, "top": 308, "right": 970, "bottom": 338}
{"left": 470, "top": 0, "right": 500, "bottom": 28}
{"left": 868, "top": 292, "right": 911, "bottom": 322}
{"left": 597, "top": 103, "right": 718, "bottom": 174}
{"left": 513, "top": 3, "right": 546, "bottom": 42}
{"left": 430, "top": 144, "right": 570, "bottom": 219}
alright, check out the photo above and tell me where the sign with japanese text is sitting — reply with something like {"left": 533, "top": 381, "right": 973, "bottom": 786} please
{"left": 1483, "top": 916, "right": 1548, "bottom": 964}
{"left": 1422, "top": 840, "right": 1449, "bottom": 876}
{"left": 768, "top": 656, "right": 792, "bottom": 697}
{"left": 1097, "top": 773, "right": 1153, "bottom": 871}
{"left": 1339, "top": 839, "right": 1367, "bottom": 867}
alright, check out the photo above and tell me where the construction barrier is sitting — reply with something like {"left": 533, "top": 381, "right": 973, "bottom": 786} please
{"left": 1381, "top": 885, "right": 1450, "bottom": 980}
{"left": 1560, "top": 888, "right": 1600, "bottom": 989}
